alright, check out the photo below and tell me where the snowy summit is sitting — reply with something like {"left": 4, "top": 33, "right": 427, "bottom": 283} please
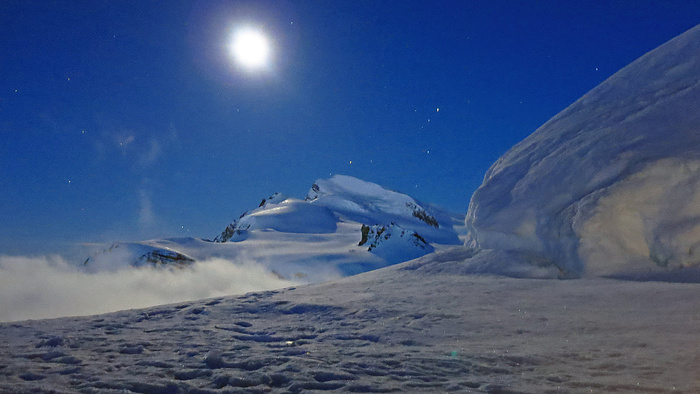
{"left": 466, "top": 24, "right": 700, "bottom": 279}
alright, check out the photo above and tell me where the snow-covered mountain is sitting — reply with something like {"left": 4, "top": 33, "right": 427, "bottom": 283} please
{"left": 465, "top": 24, "right": 700, "bottom": 279}
{"left": 85, "top": 175, "right": 463, "bottom": 282}
{"left": 82, "top": 242, "right": 195, "bottom": 272}
{"left": 306, "top": 175, "right": 460, "bottom": 245}
{"left": 213, "top": 175, "right": 460, "bottom": 246}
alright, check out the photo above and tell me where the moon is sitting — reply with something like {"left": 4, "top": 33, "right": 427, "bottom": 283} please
{"left": 230, "top": 28, "right": 271, "bottom": 70}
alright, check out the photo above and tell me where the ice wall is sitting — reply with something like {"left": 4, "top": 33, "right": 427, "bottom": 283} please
{"left": 465, "top": 24, "right": 700, "bottom": 277}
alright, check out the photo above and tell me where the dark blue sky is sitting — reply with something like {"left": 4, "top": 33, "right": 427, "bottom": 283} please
{"left": 2, "top": 0, "right": 699, "bottom": 257}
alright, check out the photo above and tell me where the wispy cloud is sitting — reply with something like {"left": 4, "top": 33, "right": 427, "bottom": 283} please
{"left": 96, "top": 129, "right": 165, "bottom": 166}
{"left": 119, "top": 134, "right": 135, "bottom": 148}
{"left": 138, "top": 189, "right": 156, "bottom": 232}
{"left": 0, "top": 255, "right": 296, "bottom": 322}
{"left": 139, "top": 138, "right": 162, "bottom": 166}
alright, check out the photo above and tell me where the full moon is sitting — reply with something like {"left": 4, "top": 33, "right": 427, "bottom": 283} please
{"left": 230, "top": 28, "right": 271, "bottom": 70}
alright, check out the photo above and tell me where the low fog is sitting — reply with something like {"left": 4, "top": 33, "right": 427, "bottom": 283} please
{"left": 0, "top": 255, "right": 296, "bottom": 322}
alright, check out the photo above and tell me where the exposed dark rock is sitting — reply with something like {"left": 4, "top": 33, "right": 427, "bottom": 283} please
{"left": 359, "top": 223, "right": 430, "bottom": 252}
{"left": 359, "top": 225, "right": 370, "bottom": 246}
{"left": 406, "top": 202, "right": 439, "bottom": 228}
{"left": 141, "top": 250, "right": 194, "bottom": 267}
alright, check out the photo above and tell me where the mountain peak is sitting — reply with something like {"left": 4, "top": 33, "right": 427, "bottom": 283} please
{"left": 304, "top": 175, "right": 456, "bottom": 243}
{"left": 215, "top": 175, "right": 460, "bottom": 245}
{"left": 84, "top": 175, "right": 464, "bottom": 282}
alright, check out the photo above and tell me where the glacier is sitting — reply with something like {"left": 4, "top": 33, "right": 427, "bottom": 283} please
{"left": 465, "top": 24, "right": 700, "bottom": 279}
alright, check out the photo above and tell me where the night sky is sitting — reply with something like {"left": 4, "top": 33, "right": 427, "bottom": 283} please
{"left": 2, "top": 1, "right": 699, "bottom": 258}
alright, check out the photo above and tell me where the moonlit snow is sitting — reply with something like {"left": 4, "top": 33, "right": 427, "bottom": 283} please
{"left": 1, "top": 265, "right": 698, "bottom": 393}
{"left": 2, "top": 24, "right": 700, "bottom": 393}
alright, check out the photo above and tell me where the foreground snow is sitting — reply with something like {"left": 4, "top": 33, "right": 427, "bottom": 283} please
{"left": 1, "top": 255, "right": 698, "bottom": 393}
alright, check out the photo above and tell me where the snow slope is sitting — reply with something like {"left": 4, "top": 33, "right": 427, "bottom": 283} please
{"left": 466, "top": 24, "right": 700, "bottom": 278}
{"left": 2, "top": 262, "right": 698, "bottom": 393}
{"left": 85, "top": 175, "right": 462, "bottom": 282}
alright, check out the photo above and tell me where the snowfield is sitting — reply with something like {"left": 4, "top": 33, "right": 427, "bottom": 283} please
{"left": 2, "top": 19, "right": 700, "bottom": 394}
{"left": 1, "top": 259, "right": 699, "bottom": 393}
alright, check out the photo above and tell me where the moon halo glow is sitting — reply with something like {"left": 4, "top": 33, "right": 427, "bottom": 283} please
{"left": 229, "top": 28, "right": 271, "bottom": 71}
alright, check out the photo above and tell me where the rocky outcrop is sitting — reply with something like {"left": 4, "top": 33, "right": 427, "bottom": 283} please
{"left": 140, "top": 250, "right": 195, "bottom": 268}
{"left": 83, "top": 242, "right": 195, "bottom": 270}
{"left": 406, "top": 202, "right": 439, "bottom": 228}
{"left": 359, "top": 223, "right": 430, "bottom": 252}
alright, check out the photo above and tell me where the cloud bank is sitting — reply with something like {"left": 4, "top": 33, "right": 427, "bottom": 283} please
{"left": 0, "top": 255, "right": 296, "bottom": 323}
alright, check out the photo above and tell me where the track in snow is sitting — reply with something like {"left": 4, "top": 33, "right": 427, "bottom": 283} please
{"left": 1, "top": 260, "right": 698, "bottom": 393}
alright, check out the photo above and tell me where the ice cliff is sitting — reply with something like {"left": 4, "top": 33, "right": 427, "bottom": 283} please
{"left": 465, "top": 24, "right": 700, "bottom": 278}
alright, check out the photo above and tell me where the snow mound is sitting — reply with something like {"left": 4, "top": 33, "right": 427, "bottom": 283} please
{"left": 465, "top": 24, "right": 700, "bottom": 278}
